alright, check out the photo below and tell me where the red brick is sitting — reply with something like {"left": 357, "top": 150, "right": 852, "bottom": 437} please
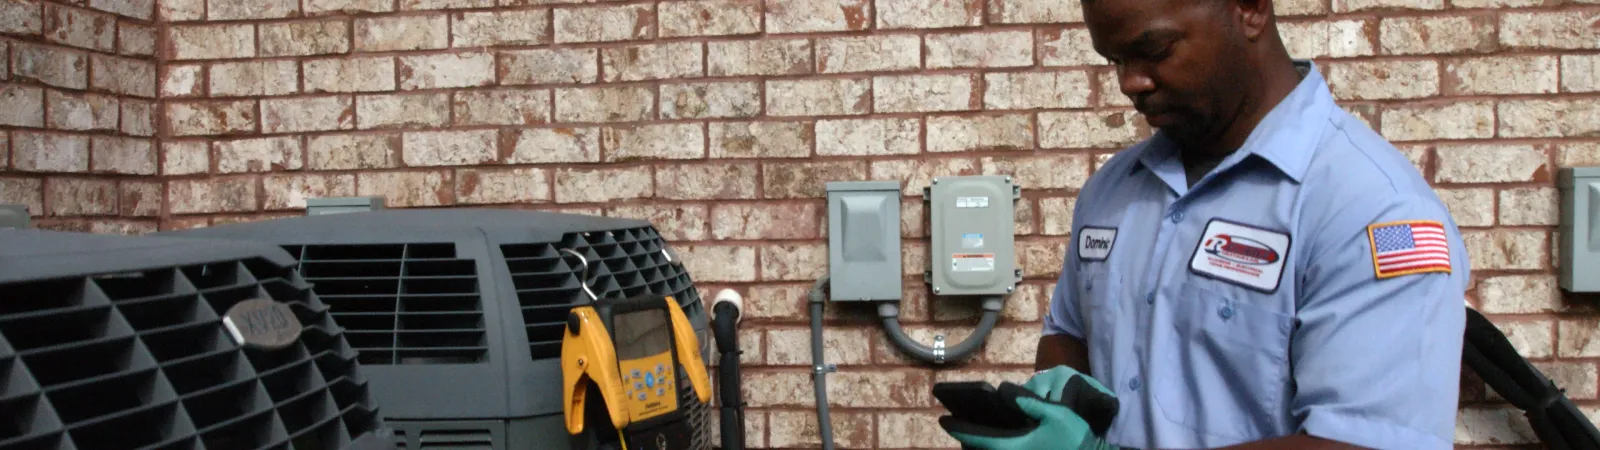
{"left": 989, "top": 0, "right": 1079, "bottom": 24}
{"left": 402, "top": 130, "right": 498, "bottom": 167}
{"left": 678, "top": 244, "right": 757, "bottom": 282}
{"left": 1499, "top": 99, "right": 1600, "bottom": 138}
{"left": 766, "top": 78, "right": 870, "bottom": 116}
{"left": 1, "top": 0, "right": 43, "bottom": 35}
{"left": 308, "top": 134, "right": 400, "bottom": 170}
{"left": 709, "top": 121, "right": 813, "bottom": 159}
{"left": 12, "top": 132, "right": 89, "bottom": 172}
{"left": 816, "top": 34, "right": 920, "bottom": 74}
{"left": 604, "top": 204, "right": 709, "bottom": 241}
{"left": 707, "top": 39, "right": 811, "bottom": 76}
{"left": 1336, "top": 0, "right": 1443, "bottom": 11}
{"left": 452, "top": 9, "right": 549, "bottom": 47}
{"left": 216, "top": 136, "right": 302, "bottom": 174}
{"left": 355, "top": 15, "right": 446, "bottom": 52}
{"left": 554, "top": 166, "right": 653, "bottom": 203}
{"left": 120, "top": 181, "right": 162, "bottom": 217}
{"left": 453, "top": 89, "right": 551, "bottom": 126}
{"left": 161, "top": 140, "right": 210, "bottom": 175}
{"left": 500, "top": 48, "right": 597, "bottom": 85}
{"left": 12, "top": 43, "right": 86, "bottom": 90}
{"left": 877, "top": 0, "right": 981, "bottom": 29}
{"left": 763, "top": 161, "right": 868, "bottom": 199}
{"left": 602, "top": 123, "right": 704, "bottom": 162}
{"left": 304, "top": 57, "right": 395, "bottom": 93}
{"left": 1477, "top": 275, "right": 1560, "bottom": 314}
{"left": 660, "top": 81, "right": 761, "bottom": 119}
{"left": 122, "top": 100, "right": 155, "bottom": 137}
{"left": 90, "top": 55, "right": 155, "bottom": 98}
{"left": 0, "top": 177, "right": 43, "bottom": 215}
{"left": 1326, "top": 60, "right": 1440, "bottom": 100}
{"left": 553, "top": 86, "right": 655, "bottom": 122}
{"left": 401, "top": 0, "right": 491, "bottom": 9}
{"left": 86, "top": 220, "right": 157, "bottom": 235}
{"left": 356, "top": 171, "right": 454, "bottom": 207}
{"left": 1040, "top": 110, "right": 1144, "bottom": 149}
{"left": 1378, "top": 15, "right": 1495, "bottom": 55}
{"left": 765, "top": 0, "right": 869, "bottom": 34}
{"left": 166, "top": 24, "right": 254, "bottom": 60}
{"left": 455, "top": 167, "right": 551, "bottom": 205}
{"left": 263, "top": 174, "right": 357, "bottom": 210}
{"left": 659, "top": 0, "right": 760, "bottom": 37}
{"left": 1040, "top": 27, "right": 1107, "bottom": 67}
{"left": 1280, "top": 19, "right": 1375, "bottom": 59}
{"left": 261, "top": 19, "right": 352, "bottom": 56}
{"left": 926, "top": 30, "right": 1033, "bottom": 68}
{"left": 985, "top": 71, "right": 1092, "bottom": 109}
{"left": 760, "top": 243, "right": 826, "bottom": 281}
{"left": 43, "top": 4, "right": 115, "bottom": 52}
{"left": 209, "top": 60, "right": 299, "bottom": 97}
{"left": 168, "top": 177, "right": 258, "bottom": 214}
{"left": 357, "top": 93, "right": 449, "bottom": 129}
{"left": 927, "top": 114, "right": 1034, "bottom": 153}
{"left": 817, "top": 118, "right": 920, "bottom": 156}
{"left": 1379, "top": 100, "right": 1495, "bottom": 141}
{"left": 1446, "top": 56, "right": 1559, "bottom": 95}
{"left": 211, "top": 0, "right": 297, "bottom": 20}
{"left": 398, "top": 52, "right": 495, "bottom": 90}
{"left": 46, "top": 90, "right": 117, "bottom": 131}
{"left": 879, "top": 412, "right": 961, "bottom": 449}
{"left": 601, "top": 42, "right": 702, "bottom": 82}
{"left": 1020, "top": 238, "right": 1068, "bottom": 278}
{"left": 553, "top": 4, "right": 654, "bottom": 43}
{"left": 166, "top": 100, "right": 257, "bottom": 136}
{"left": 711, "top": 202, "right": 820, "bottom": 240}
{"left": 0, "top": 84, "right": 43, "bottom": 127}
{"left": 263, "top": 96, "right": 354, "bottom": 133}
{"left": 505, "top": 127, "right": 601, "bottom": 163}
{"left": 874, "top": 74, "right": 977, "bottom": 113}
{"left": 161, "top": 64, "right": 203, "bottom": 98}
{"left": 91, "top": 137, "right": 155, "bottom": 175}
{"left": 306, "top": 0, "right": 391, "bottom": 14}
{"left": 45, "top": 178, "right": 116, "bottom": 216}
{"left": 655, "top": 162, "right": 757, "bottom": 200}
{"left": 1501, "top": 11, "right": 1600, "bottom": 50}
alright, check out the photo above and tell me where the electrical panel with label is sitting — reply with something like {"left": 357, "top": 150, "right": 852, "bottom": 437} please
{"left": 925, "top": 175, "right": 1021, "bottom": 297}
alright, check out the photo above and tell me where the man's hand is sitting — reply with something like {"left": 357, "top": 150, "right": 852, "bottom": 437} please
{"left": 945, "top": 366, "right": 1122, "bottom": 450}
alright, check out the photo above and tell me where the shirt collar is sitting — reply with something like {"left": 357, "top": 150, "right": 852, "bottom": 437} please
{"left": 1132, "top": 60, "right": 1333, "bottom": 184}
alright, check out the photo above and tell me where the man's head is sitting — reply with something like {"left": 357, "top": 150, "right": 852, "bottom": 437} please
{"left": 1082, "top": 0, "right": 1290, "bottom": 153}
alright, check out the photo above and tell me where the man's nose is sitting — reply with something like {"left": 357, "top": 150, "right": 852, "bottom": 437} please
{"left": 1118, "top": 67, "right": 1155, "bottom": 97}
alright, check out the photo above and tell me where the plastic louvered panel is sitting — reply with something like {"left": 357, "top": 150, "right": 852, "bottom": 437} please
{"left": 500, "top": 227, "right": 703, "bottom": 360}
{"left": 0, "top": 257, "right": 381, "bottom": 450}
{"left": 281, "top": 244, "right": 487, "bottom": 366}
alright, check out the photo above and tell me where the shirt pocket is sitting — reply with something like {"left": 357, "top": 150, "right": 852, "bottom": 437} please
{"left": 1079, "top": 268, "right": 1121, "bottom": 347}
{"left": 1153, "top": 280, "right": 1293, "bottom": 440}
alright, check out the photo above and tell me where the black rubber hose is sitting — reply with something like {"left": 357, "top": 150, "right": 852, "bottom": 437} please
{"left": 878, "top": 296, "right": 1003, "bottom": 365}
{"left": 808, "top": 276, "right": 837, "bottom": 450}
{"left": 711, "top": 302, "right": 744, "bottom": 450}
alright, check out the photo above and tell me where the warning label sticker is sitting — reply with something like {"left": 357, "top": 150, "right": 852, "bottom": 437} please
{"left": 956, "top": 196, "right": 990, "bottom": 208}
{"left": 952, "top": 253, "right": 995, "bottom": 272}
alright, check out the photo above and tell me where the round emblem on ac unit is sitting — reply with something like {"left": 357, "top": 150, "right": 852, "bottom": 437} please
{"left": 222, "top": 298, "right": 304, "bottom": 351}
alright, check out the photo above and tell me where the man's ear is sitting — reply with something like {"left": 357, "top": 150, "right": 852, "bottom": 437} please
{"left": 1232, "top": 0, "right": 1274, "bottom": 41}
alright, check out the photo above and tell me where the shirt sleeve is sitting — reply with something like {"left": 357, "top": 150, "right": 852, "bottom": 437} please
{"left": 1292, "top": 191, "right": 1469, "bottom": 450}
{"left": 1042, "top": 207, "right": 1086, "bottom": 340}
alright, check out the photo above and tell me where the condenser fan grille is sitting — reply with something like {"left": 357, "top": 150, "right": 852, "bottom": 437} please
{"left": 0, "top": 257, "right": 380, "bottom": 450}
{"left": 281, "top": 244, "right": 487, "bottom": 366}
{"left": 500, "top": 226, "right": 703, "bottom": 360}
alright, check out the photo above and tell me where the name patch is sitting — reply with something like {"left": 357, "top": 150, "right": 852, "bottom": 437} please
{"left": 1078, "top": 227, "right": 1118, "bottom": 261}
{"left": 1188, "top": 219, "right": 1291, "bottom": 293}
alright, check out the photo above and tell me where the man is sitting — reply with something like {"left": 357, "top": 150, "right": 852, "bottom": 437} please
{"left": 945, "top": 0, "right": 1470, "bottom": 448}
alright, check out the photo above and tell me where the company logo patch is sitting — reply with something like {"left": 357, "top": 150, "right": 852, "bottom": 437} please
{"left": 1189, "top": 219, "right": 1291, "bottom": 293}
{"left": 1078, "top": 227, "right": 1117, "bottom": 261}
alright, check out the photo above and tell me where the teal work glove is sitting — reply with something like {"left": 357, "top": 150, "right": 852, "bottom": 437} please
{"left": 943, "top": 382, "right": 1121, "bottom": 450}
{"left": 1023, "top": 365, "right": 1120, "bottom": 436}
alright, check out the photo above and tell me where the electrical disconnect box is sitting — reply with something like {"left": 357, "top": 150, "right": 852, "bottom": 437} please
{"left": 826, "top": 181, "right": 904, "bottom": 302}
{"left": 1559, "top": 167, "right": 1600, "bottom": 293}
{"left": 926, "top": 175, "right": 1021, "bottom": 296}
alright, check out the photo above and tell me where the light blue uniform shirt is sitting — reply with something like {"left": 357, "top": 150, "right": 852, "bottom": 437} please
{"left": 1042, "top": 61, "right": 1469, "bottom": 450}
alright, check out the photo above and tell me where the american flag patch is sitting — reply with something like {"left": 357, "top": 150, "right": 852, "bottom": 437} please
{"left": 1367, "top": 220, "right": 1452, "bottom": 279}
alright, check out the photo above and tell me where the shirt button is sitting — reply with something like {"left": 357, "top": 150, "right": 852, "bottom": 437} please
{"left": 1219, "top": 305, "right": 1235, "bottom": 320}
{"left": 1170, "top": 211, "right": 1185, "bottom": 223}
{"left": 1146, "top": 292, "right": 1155, "bottom": 304}
{"left": 1129, "top": 376, "right": 1142, "bottom": 391}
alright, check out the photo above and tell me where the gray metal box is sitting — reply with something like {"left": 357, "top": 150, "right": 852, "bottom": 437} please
{"left": 0, "top": 204, "right": 30, "bottom": 229}
{"left": 826, "top": 181, "right": 903, "bottom": 302}
{"left": 1560, "top": 167, "right": 1600, "bottom": 293}
{"left": 927, "top": 175, "right": 1021, "bottom": 296}
{"left": 307, "top": 195, "right": 386, "bottom": 216}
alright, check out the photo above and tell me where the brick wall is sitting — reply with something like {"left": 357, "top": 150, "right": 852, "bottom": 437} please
{"left": 1, "top": 0, "right": 1597, "bottom": 447}
{"left": 0, "top": 0, "right": 160, "bottom": 233}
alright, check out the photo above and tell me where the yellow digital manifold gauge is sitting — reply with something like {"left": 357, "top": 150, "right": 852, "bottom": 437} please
{"left": 562, "top": 292, "right": 711, "bottom": 450}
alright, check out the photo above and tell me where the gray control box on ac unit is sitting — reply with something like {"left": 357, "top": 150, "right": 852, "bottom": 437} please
{"left": 1560, "top": 167, "right": 1600, "bottom": 293}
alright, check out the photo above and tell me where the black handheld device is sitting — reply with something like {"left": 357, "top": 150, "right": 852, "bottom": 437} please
{"left": 933, "top": 379, "right": 1121, "bottom": 448}
{"left": 933, "top": 381, "right": 1039, "bottom": 431}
